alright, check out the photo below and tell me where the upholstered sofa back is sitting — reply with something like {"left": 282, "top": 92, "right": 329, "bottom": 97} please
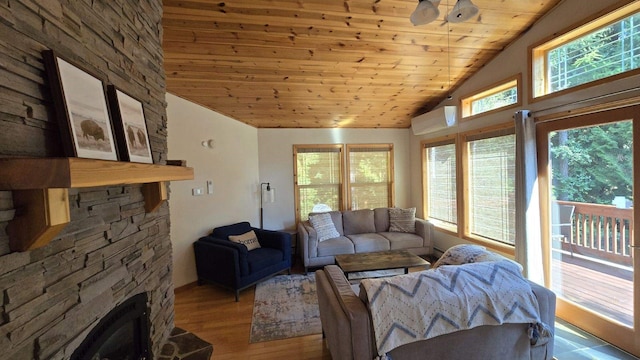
{"left": 316, "top": 265, "right": 556, "bottom": 360}
{"left": 311, "top": 208, "right": 397, "bottom": 236}
{"left": 299, "top": 208, "right": 433, "bottom": 272}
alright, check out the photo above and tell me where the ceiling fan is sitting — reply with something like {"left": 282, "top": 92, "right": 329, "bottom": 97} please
{"left": 410, "top": 0, "right": 479, "bottom": 25}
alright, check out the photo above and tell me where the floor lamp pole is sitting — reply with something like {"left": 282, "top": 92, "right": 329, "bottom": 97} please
{"left": 260, "top": 182, "right": 270, "bottom": 229}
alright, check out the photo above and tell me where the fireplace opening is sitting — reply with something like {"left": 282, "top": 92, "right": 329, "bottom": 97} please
{"left": 71, "top": 293, "right": 151, "bottom": 360}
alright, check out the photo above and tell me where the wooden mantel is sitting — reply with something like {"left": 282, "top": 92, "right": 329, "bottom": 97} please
{"left": 0, "top": 157, "right": 194, "bottom": 252}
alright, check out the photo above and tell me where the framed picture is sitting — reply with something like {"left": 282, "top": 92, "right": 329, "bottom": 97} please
{"left": 42, "top": 50, "right": 118, "bottom": 161}
{"left": 107, "top": 86, "right": 153, "bottom": 164}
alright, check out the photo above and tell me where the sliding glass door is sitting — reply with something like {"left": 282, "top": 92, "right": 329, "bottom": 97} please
{"left": 537, "top": 105, "right": 639, "bottom": 356}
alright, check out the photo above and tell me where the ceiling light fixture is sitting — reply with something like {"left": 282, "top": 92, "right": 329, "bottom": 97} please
{"left": 446, "top": 0, "right": 479, "bottom": 23}
{"left": 410, "top": 0, "right": 440, "bottom": 26}
{"left": 410, "top": 0, "right": 478, "bottom": 26}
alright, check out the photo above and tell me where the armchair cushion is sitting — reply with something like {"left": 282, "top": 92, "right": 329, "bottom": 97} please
{"left": 229, "top": 230, "right": 261, "bottom": 251}
{"left": 198, "top": 236, "right": 249, "bottom": 276}
{"left": 211, "top": 221, "right": 253, "bottom": 239}
{"left": 254, "top": 228, "right": 290, "bottom": 251}
{"left": 247, "top": 247, "right": 286, "bottom": 273}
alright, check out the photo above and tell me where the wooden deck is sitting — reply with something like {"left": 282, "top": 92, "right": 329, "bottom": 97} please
{"left": 551, "top": 252, "right": 633, "bottom": 326}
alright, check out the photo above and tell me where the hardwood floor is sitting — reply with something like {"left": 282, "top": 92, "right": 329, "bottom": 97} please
{"left": 174, "top": 254, "right": 635, "bottom": 359}
{"left": 173, "top": 268, "right": 332, "bottom": 360}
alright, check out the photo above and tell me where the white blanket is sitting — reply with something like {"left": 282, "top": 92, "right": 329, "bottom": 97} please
{"left": 360, "top": 260, "right": 550, "bottom": 358}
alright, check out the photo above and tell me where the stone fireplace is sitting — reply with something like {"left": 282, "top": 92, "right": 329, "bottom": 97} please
{"left": 71, "top": 293, "right": 150, "bottom": 360}
{"left": 0, "top": 1, "right": 175, "bottom": 358}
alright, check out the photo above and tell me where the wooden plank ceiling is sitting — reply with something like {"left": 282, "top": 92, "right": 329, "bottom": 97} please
{"left": 163, "top": 0, "right": 561, "bottom": 128}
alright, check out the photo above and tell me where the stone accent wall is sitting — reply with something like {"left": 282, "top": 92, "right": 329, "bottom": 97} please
{"left": 0, "top": 1, "right": 173, "bottom": 359}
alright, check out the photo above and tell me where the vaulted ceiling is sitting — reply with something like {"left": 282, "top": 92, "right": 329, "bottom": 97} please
{"left": 163, "top": 0, "right": 562, "bottom": 128}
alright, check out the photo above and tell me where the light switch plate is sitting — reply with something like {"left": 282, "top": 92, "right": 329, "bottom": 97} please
{"left": 192, "top": 188, "right": 204, "bottom": 196}
{"left": 207, "top": 180, "right": 213, "bottom": 194}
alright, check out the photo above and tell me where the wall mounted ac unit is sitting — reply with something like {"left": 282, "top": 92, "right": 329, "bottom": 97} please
{"left": 411, "top": 106, "right": 457, "bottom": 135}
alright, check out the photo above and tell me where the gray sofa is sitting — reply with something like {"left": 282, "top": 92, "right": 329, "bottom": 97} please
{"left": 297, "top": 208, "right": 433, "bottom": 273}
{"left": 316, "top": 265, "right": 556, "bottom": 360}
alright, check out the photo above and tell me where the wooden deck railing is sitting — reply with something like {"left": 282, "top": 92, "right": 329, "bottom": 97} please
{"left": 556, "top": 200, "right": 633, "bottom": 266}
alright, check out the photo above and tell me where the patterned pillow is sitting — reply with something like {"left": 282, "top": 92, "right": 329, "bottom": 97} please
{"left": 389, "top": 207, "right": 416, "bottom": 233}
{"left": 309, "top": 213, "right": 340, "bottom": 242}
{"left": 229, "top": 230, "right": 261, "bottom": 251}
{"left": 431, "top": 244, "right": 523, "bottom": 272}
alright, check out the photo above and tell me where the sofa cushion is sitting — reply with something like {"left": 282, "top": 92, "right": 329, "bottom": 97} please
{"left": 347, "top": 233, "right": 390, "bottom": 253}
{"left": 247, "top": 247, "right": 283, "bottom": 273}
{"left": 317, "top": 236, "right": 355, "bottom": 257}
{"left": 343, "top": 209, "right": 376, "bottom": 235}
{"left": 380, "top": 232, "right": 424, "bottom": 250}
{"left": 374, "top": 208, "right": 390, "bottom": 232}
{"left": 389, "top": 207, "right": 416, "bottom": 233}
{"left": 229, "top": 230, "right": 261, "bottom": 251}
{"left": 309, "top": 212, "right": 341, "bottom": 241}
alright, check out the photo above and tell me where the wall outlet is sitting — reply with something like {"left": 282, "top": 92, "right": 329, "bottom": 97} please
{"left": 207, "top": 180, "right": 213, "bottom": 194}
{"left": 192, "top": 187, "right": 204, "bottom": 196}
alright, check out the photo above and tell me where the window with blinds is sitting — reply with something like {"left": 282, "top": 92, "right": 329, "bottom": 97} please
{"left": 466, "top": 129, "right": 516, "bottom": 244}
{"left": 346, "top": 144, "right": 393, "bottom": 210}
{"left": 422, "top": 139, "right": 457, "bottom": 228}
{"left": 293, "top": 145, "right": 344, "bottom": 222}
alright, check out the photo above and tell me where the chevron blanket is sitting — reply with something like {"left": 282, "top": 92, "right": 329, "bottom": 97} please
{"left": 360, "top": 260, "right": 550, "bottom": 358}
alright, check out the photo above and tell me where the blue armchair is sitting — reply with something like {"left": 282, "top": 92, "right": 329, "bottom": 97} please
{"left": 194, "top": 222, "right": 291, "bottom": 301}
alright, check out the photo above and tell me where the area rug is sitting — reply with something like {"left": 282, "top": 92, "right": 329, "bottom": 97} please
{"left": 249, "top": 273, "right": 321, "bottom": 343}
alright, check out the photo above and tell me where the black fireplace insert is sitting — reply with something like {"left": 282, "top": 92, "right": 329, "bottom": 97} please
{"left": 71, "top": 292, "right": 151, "bottom": 360}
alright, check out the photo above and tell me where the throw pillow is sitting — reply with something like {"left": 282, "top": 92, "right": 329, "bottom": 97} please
{"left": 228, "top": 230, "right": 261, "bottom": 251}
{"left": 431, "top": 244, "right": 523, "bottom": 272}
{"left": 309, "top": 213, "right": 340, "bottom": 242}
{"left": 431, "top": 244, "right": 487, "bottom": 269}
{"left": 389, "top": 207, "right": 416, "bottom": 233}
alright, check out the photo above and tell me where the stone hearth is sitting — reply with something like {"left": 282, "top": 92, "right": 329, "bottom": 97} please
{"left": 159, "top": 328, "right": 214, "bottom": 360}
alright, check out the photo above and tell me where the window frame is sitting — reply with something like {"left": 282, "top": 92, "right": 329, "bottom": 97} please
{"left": 419, "top": 122, "right": 517, "bottom": 255}
{"left": 293, "top": 144, "right": 345, "bottom": 224}
{"left": 345, "top": 143, "right": 395, "bottom": 211}
{"left": 460, "top": 74, "right": 522, "bottom": 120}
{"left": 529, "top": 1, "right": 640, "bottom": 103}
{"left": 460, "top": 123, "right": 516, "bottom": 254}
{"left": 421, "top": 135, "right": 459, "bottom": 235}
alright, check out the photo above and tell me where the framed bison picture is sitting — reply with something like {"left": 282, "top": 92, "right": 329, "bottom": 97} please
{"left": 107, "top": 86, "right": 153, "bottom": 164}
{"left": 42, "top": 50, "right": 118, "bottom": 161}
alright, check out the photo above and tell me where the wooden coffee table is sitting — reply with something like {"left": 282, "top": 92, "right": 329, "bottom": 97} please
{"left": 334, "top": 250, "right": 430, "bottom": 277}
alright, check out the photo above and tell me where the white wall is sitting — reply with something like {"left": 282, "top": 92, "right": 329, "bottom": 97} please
{"left": 167, "top": 93, "right": 260, "bottom": 287}
{"left": 408, "top": 0, "right": 634, "bottom": 252}
{"left": 257, "top": 128, "right": 413, "bottom": 231}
